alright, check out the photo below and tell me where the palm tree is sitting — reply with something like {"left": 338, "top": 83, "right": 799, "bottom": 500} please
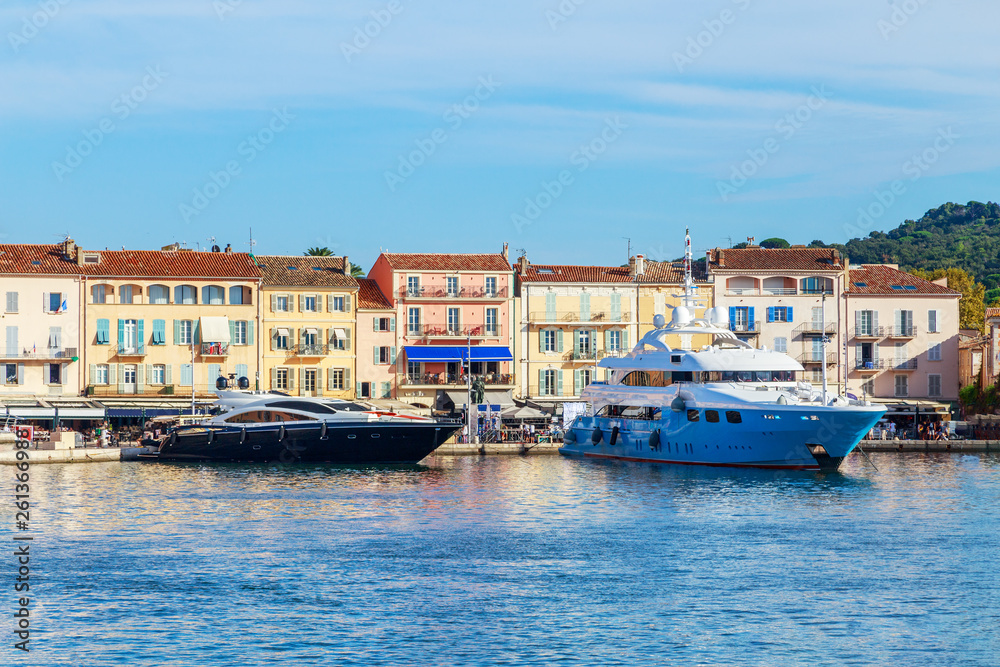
{"left": 349, "top": 262, "right": 364, "bottom": 278}
{"left": 305, "top": 247, "right": 334, "bottom": 256}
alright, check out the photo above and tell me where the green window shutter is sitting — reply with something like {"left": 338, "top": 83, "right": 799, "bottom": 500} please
{"left": 390, "top": 347, "right": 396, "bottom": 364}
{"left": 345, "top": 367, "right": 351, "bottom": 385}
{"left": 538, "top": 368, "right": 544, "bottom": 395}
{"left": 173, "top": 320, "right": 181, "bottom": 345}
{"left": 556, "top": 370, "right": 563, "bottom": 396}
{"left": 390, "top": 317, "right": 396, "bottom": 332}
{"left": 356, "top": 382, "right": 362, "bottom": 398}
{"left": 604, "top": 330, "right": 610, "bottom": 351}
{"left": 117, "top": 319, "right": 125, "bottom": 347}
{"left": 574, "top": 330, "right": 582, "bottom": 356}
{"left": 248, "top": 321, "right": 255, "bottom": 345}
{"left": 137, "top": 319, "right": 145, "bottom": 354}
{"left": 89, "top": 364, "right": 96, "bottom": 385}
{"left": 557, "top": 329, "right": 564, "bottom": 353}
{"left": 574, "top": 369, "right": 581, "bottom": 395}
{"left": 610, "top": 293, "right": 621, "bottom": 321}
{"left": 152, "top": 319, "right": 165, "bottom": 345}
{"left": 539, "top": 331, "right": 545, "bottom": 353}
{"left": 374, "top": 347, "right": 380, "bottom": 366}
{"left": 164, "top": 364, "right": 172, "bottom": 385}
{"left": 623, "top": 329, "right": 629, "bottom": 351}
{"left": 193, "top": 320, "right": 201, "bottom": 345}
{"left": 117, "top": 364, "right": 126, "bottom": 394}
{"left": 545, "top": 292, "right": 556, "bottom": 320}
{"left": 229, "top": 320, "right": 236, "bottom": 343}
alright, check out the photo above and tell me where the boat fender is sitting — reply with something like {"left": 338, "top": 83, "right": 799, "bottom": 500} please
{"left": 563, "top": 429, "right": 576, "bottom": 443}
{"left": 610, "top": 426, "right": 619, "bottom": 446}
{"left": 206, "top": 429, "right": 214, "bottom": 444}
{"left": 777, "top": 394, "right": 788, "bottom": 405}
{"left": 671, "top": 396, "right": 686, "bottom": 413}
{"left": 240, "top": 428, "right": 246, "bottom": 444}
{"left": 649, "top": 429, "right": 660, "bottom": 451}
{"left": 591, "top": 427, "right": 603, "bottom": 445}
{"left": 320, "top": 421, "right": 329, "bottom": 440}
{"left": 278, "top": 425, "right": 286, "bottom": 441}
{"left": 166, "top": 431, "right": 177, "bottom": 448}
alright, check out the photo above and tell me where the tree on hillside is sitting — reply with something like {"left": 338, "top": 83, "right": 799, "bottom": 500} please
{"left": 759, "top": 238, "right": 790, "bottom": 249}
{"left": 305, "top": 247, "right": 334, "bottom": 256}
{"left": 910, "top": 267, "right": 986, "bottom": 332}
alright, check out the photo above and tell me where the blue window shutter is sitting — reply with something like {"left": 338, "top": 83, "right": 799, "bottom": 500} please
{"left": 787, "top": 307, "right": 793, "bottom": 322}
{"left": 173, "top": 320, "right": 181, "bottom": 345}
{"left": 193, "top": 320, "right": 201, "bottom": 345}
{"left": 248, "top": 321, "right": 255, "bottom": 345}
{"left": 728, "top": 307, "right": 736, "bottom": 327}
{"left": 748, "top": 307, "right": 755, "bottom": 330}
{"left": 137, "top": 319, "right": 145, "bottom": 353}
{"left": 117, "top": 319, "right": 125, "bottom": 347}
{"left": 97, "top": 319, "right": 109, "bottom": 344}
{"left": 767, "top": 307, "right": 774, "bottom": 323}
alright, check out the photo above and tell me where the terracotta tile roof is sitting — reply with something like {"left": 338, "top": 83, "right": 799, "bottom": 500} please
{"left": 707, "top": 247, "right": 843, "bottom": 271}
{"left": 0, "top": 244, "right": 82, "bottom": 274}
{"left": 87, "top": 249, "right": 261, "bottom": 279}
{"left": 356, "top": 278, "right": 393, "bottom": 309}
{"left": 256, "top": 255, "right": 356, "bottom": 288}
{"left": 846, "top": 265, "right": 960, "bottom": 296}
{"left": 516, "top": 264, "right": 634, "bottom": 283}
{"left": 986, "top": 308, "right": 1000, "bottom": 320}
{"left": 381, "top": 253, "right": 513, "bottom": 272}
{"left": 640, "top": 260, "right": 708, "bottom": 284}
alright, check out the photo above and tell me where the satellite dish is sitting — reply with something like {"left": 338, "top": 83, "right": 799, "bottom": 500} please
{"left": 237, "top": 376, "right": 250, "bottom": 389}
{"left": 653, "top": 314, "right": 666, "bottom": 329}
{"left": 215, "top": 376, "right": 228, "bottom": 390}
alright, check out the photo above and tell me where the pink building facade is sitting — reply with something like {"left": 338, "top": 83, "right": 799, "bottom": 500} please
{"left": 354, "top": 278, "right": 396, "bottom": 400}
{"left": 367, "top": 250, "right": 516, "bottom": 410}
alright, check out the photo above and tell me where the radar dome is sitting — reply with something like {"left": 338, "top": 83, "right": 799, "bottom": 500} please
{"left": 671, "top": 306, "right": 692, "bottom": 325}
{"left": 652, "top": 313, "right": 666, "bottom": 329}
{"left": 709, "top": 306, "right": 728, "bottom": 325}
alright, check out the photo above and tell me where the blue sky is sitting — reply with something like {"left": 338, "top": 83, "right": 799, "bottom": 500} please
{"left": 1, "top": 0, "right": 998, "bottom": 271}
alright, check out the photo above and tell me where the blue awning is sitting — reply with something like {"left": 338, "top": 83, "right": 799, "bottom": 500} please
{"left": 403, "top": 346, "right": 513, "bottom": 363}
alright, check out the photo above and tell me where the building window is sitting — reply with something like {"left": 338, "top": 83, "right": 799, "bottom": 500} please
{"left": 608, "top": 330, "right": 622, "bottom": 352}
{"left": 203, "top": 286, "right": 224, "bottom": 305}
{"left": 47, "top": 292, "right": 64, "bottom": 313}
{"left": 773, "top": 337, "right": 787, "bottom": 353}
{"left": 275, "top": 295, "right": 289, "bottom": 312}
{"left": 485, "top": 276, "right": 497, "bottom": 297}
{"left": 233, "top": 321, "right": 247, "bottom": 346}
{"left": 541, "top": 369, "right": 557, "bottom": 396}
{"left": 447, "top": 308, "right": 461, "bottom": 334}
{"left": 120, "top": 285, "right": 134, "bottom": 305}
{"left": 304, "top": 369, "right": 318, "bottom": 393}
{"left": 447, "top": 277, "right": 459, "bottom": 297}
{"left": 5, "top": 292, "right": 18, "bottom": 313}
{"left": 180, "top": 364, "right": 193, "bottom": 387}
{"left": 331, "top": 296, "right": 345, "bottom": 312}
{"left": 48, "top": 364, "right": 61, "bottom": 385}
{"left": 179, "top": 320, "right": 193, "bottom": 345}
{"left": 408, "top": 308, "right": 421, "bottom": 335}
{"left": 928, "top": 310, "right": 938, "bottom": 333}
{"left": 94, "top": 364, "right": 109, "bottom": 385}
{"left": 229, "top": 286, "right": 246, "bottom": 305}
{"left": 407, "top": 360, "right": 421, "bottom": 380}
{"left": 175, "top": 285, "right": 197, "bottom": 305}
{"left": 407, "top": 277, "right": 421, "bottom": 297}
{"left": 92, "top": 285, "right": 107, "bottom": 304}
{"left": 358, "top": 382, "right": 372, "bottom": 399}
{"left": 375, "top": 317, "right": 394, "bottom": 332}
{"left": 149, "top": 285, "right": 169, "bottom": 305}
{"left": 862, "top": 379, "right": 874, "bottom": 396}
{"left": 274, "top": 368, "right": 289, "bottom": 390}
{"left": 801, "top": 277, "right": 832, "bottom": 295}
{"left": 151, "top": 364, "right": 165, "bottom": 385}
{"left": 542, "top": 330, "right": 557, "bottom": 353}
{"left": 857, "top": 310, "right": 875, "bottom": 336}
{"left": 485, "top": 308, "right": 498, "bottom": 336}
{"left": 302, "top": 329, "right": 318, "bottom": 347}
{"left": 3, "top": 363, "right": 19, "bottom": 385}
{"left": 896, "top": 310, "right": 914, "bottom": 336}
{"left": 768, "top": 306, "right": 791, "bottom": 323}
{"left": 329, "top": 369, "right": 345, "bottom": 390}
{"left": 274, "top": 330, "right": 289, "bottom": 350}
{"left": 928, "top": 342, "right": 942, "bottom": 361}
{"left": 895, "top": 375, "right": 908, "bottom": 397}
{"left": 304, "top": 296, "right": 317, "bottom": 312}
{"left": 928, "top": 374, "right": 941, "bottom": 397}
{"left": 377, "top": 346, "right": 394, "bottom": 364}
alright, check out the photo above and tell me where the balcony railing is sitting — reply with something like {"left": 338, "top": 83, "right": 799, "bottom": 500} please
{"left": 87, "top": 385, "right": 177, "bottom": 396}
{"left": 892, "top": 359, "right": 918, "bottom": 370}
{"left": 851, "top": 326, "right": 886, "bottom": 339}
{"left": 571, "top": 350, "right": 598, "bottom": 361}
{"left": 888, "top": 326, "right": 918, "bottom": 338}
{"left": 800, "top": 288, "right": 835, "bottom": 295}
{"left": 853, "top": 359, "right": 886, "bottom": 371}
{"left": 728, "top": 321, "right": 761, "bottom": 334}
{"left": 0, "top": 347, "right": 78, "bottom": 360}
{"left": 797, "top": 351, "right": 838, "bottom": 364}
{"left": 529, "top": 311, "right": 631, "bottom": 324}
{"left": 417, "top": 325, "right": 502, "bottom": 338}
{"left": 292, "top": 343, "right": 330, "bottom": 356}
{"left": 399, "top": 373, "right": 515, "bottom": 387}
{"left": 114, "top": 344, "right": 146, "bottom": 356}
{"left": 400, "top": 286, "right": 508, "bottom": 299}
{"left": 200, "top": 342, "right": 230, "bottom": 356}
{"left": 794, "top": 322, "right": 837, "bottom": 336}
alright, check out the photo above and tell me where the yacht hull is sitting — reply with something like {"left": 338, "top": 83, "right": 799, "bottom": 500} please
{"left": 154, "top": 421, "right": 461, "bottom": 464}
{"left": 560, "top": 405, "right": 884, "bottom": 471}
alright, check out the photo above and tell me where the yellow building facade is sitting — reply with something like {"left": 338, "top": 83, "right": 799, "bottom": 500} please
{"left": 258, "top": 256, "right": 358, "bottom": 399}
{"left": 637, "top": 259, "right": 714, "bottom": 351}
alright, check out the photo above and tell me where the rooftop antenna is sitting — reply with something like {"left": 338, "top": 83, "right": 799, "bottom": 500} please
{"left": 207, "top": 236, "right": 216, "bottom": 245}
{"left": 623, "top": 237, "right": 631, "bottom": 261}
{"left": 246, "top": 227, "right": 257, "bottom": 256}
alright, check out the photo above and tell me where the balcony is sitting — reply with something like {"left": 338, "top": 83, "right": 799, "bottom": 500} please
{"left": 728, "top": 321, "right": 761, "bottom": 335}
{"left": 114, "top": 344, "right": 146, "bottom": 357}
{"left": 417, "top": 325, "right": 502, "bottom": 339}
{"left": 853, "top": 359, "right": 886, "bottom": 372}
{"left": 399, "top": 373, "right": 515, "bottom": 387}
{"left": 851, "top": 326, "right": 886, "bottom": 339}
{"left": 529, "top": 311, "right": 632, "bottom": 324}
{"left": 571, "top": 350, "right": 598, "bottom": 361}
{"left": 892, "top": 359, "right": 918, "bottom": 370}
{"left": 200, "top": 342, "right": 230, "bottom": 356}
{"left": 887, "top": 326, "right": 918, "bottom": 338}
{"left": 797, "top": 351, "right": 838, "bottom": 364}
{"left": 292, "top": 343, "right": 330, "bottom": 357}
{"left": 0, "top": 347, "right": 78, "bottom": 361}
{"left": 87, "top": 385, "right": 177, "bottom": 397}
{"left": 726, "top": 288, "right": 799, "bottom": 296}
{"left": 400, "top": 286, "right": 508, "bottom": 300}
{"left": 794, "top": 322, "right": 837, "bottom": 336}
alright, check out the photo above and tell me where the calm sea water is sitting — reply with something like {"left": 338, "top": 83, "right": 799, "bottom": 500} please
{"left": 5, "top": 453, "right": 1000, "bottom": 666}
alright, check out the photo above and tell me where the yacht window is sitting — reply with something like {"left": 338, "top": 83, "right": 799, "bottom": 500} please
{"left": 705, "top": 410, "right": 720, "bottom": 423}
{"left": 265, "top": 400, "right": 337, "bottom": 414}
{"left": 621, "top": 371, "right": 672, "bottom": 387}
{"left": 737, "top": 371, "right": 754, "bottom": 382}
{"left": 672, "top": 371, "right": 694, "bottom": 383}
{"left": 753, "top": 371, "right": 771, "bottom": 382}
{"left": 725, "top": 411, "right": 742, "bottom": 424}
{"left": 671, "top": 355, "right": 682, "bottom": 363}
{"left": 598, "top": 405, "right": 660, "bottom": 420}
{"left": 225, "top": 410, "right": 318, "bottom": 423}
{"left": 686, "top": 409, "right": 700, "bottom": 422}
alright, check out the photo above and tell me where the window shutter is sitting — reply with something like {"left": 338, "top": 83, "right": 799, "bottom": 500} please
{"left": 164, "top": 364, "right": 172, "bottom": 385}
{"left": 787, "top": 307, "right": 793, "bottom": 322}
{"left": 136, "top": 364, "right": 145, "bottom": 392}
{"left": 327, "top": 368, "right": 335, "bottom": 391}
{"left": 117, "top": 364, "right": 126, "bottom": 394}
{"left": 929, "top": 310, "right": 937, "bottom": 332}
{"left": 118, "top": 319, "right": 125, "bottom": 347}
{"left": 610, "top": 293, "right": 621, "bottom": 321}
{"left": 767, "top": 307, "right": 774, "bottom": 323}
{"left": 270, "top": 294, "right": 277, "bottom": 312}
{"left": 288, "top": 369, "right": 295, "bottom": 390}
{"left": 270, "top": 368, "right": 277, "bottom": 390}
{"left": 538, "top": 332, "right": 545, "bottom": 353}
{"left": 346, "top": 328, "right": 352, "bottom": 351}
{"left": 193, "top": 320, "right": 201, "bottom": 345}
{"left": 374, "top": 347, "right": 381, "bottom": 366}
{"left": 173, "top": 320, "right": 181, "bottom": 345}
{"left": 622, "top": 329, "right": 629, "bottom": 350}
{"left": 345, "top": 368, "right": 351, "bottom": 385}
{"left": 299, "top": 294, "right": 305, "bottom": 312}
{"left": 574, "top": 330, "right": 581, "bottom": 356}
{"left": 89, "top": 364, "right": 96, "bottom": 385}
{"left": 538, "top": 369, "right": 544, "bottom": 395}
{"left": 43, "top": 293, "right": 50, "bottom": 313}
{"left": 729, "top": 307, "right": 736, "bottom": 327}
{"left": 345, "top": 295, "right": 351, "bottom": 312}
{"left": 855, "top": 310, "right": 862, "bottom": 332}
{"left": 574, "top": 369, "right": 582, "bottom": 395}
{"left": 16, "top": 363, "right": 24, "bottom": 385}
{"left": 137, "top": 320, "right": 145, "bottom": 353}
{"left": 248, "top": 321, "right": 255, "bottom": 345}
{"left": 108, "top": 364, "right": 117, "bottom": 386}
{"left": 556, "top": 370, "right": 563, "bottom": 396}
{"left": 356, "top": 382, "right": 362, "bottom": 398}
{"left": 390, "top": 316, "right": 396, "bottom": 332}
{"left": 557, "top": 330, "right": 564, "bottom": 353}
{"left": 748, "top": 307, "right": 755, "bottom": 330}
{"left": 580, "top": 293, "right": 590, "bottom": 321}
{"left": 545, "top": 293, "right": 556, "bottom": 320}
{"left": 604, "top": 330, "right": 610, "bottom": 350}
{"left": 229, "top": 320, "right": 236, "bottom": 344}
{"left": 374, "top": 318, "right": 380, "bottom": 332}
{"left": 269, "top": 328, "right": 276, "bottom": 351}
{"left": 390, "top": 347, "right": 396, "bottom": 364}
{"left": 382, "top": 382, "right": 391, "bottom": 399}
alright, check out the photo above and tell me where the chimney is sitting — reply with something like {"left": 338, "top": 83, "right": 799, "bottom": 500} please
{"left": 718, "top": 249, "right": 725, "bottom": 268}
{"left": 224, "top": 243, "right": 232, "bottom": 254}
{"left": 932, "top": 276, "right": 949, "bottom": 288}
{"left": 517, "top": 254, "right": 529, "bottom": 274}
{"left": 343, "top": 255, "right": 350, "bottom": 276}
{"left": 630, "top": 255, "right": 645, "bottom": 277}
{"left": 832, "top": 249, "right": 840, "bottom": 265}
{"left": 61, "top": 238, "right": 77, "bottom": 261}
{"left": 502, "top": 242, "right": 509, "bottom": 261}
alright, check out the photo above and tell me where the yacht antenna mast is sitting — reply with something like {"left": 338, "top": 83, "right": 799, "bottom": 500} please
{"left": 683, "top": 227, "right": 696, "bottom": 309}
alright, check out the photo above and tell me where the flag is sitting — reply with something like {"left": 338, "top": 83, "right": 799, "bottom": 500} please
{"left": 846, "top": 392, "right": 858, "bottom": 400}
{"left": 59, "top": 298, "right": 68, "bottom": 312}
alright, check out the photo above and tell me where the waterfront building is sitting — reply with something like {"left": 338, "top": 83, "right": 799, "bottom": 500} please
{"left": 81, "top": 244, "right": 262, "bottom": 407}
{"left": 984, "top": 308, "right": 1000, "bottom": 385}
{"left": 707, "top": 245, "right": 846, "bottom": 387}
{"left": 257, "top": 255, "right": 358, "bottom": 399}
{"left": 367, "top": 249, "right": 515, "bottom": 410}
{"left": 0, "top": 242, "right": 85, "bottom": 398}
{"left": 844, "top": 264, "right": 961, "bottom": 408}
{"left": 354, "top": 278, "right": 396, "bottom": 400}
